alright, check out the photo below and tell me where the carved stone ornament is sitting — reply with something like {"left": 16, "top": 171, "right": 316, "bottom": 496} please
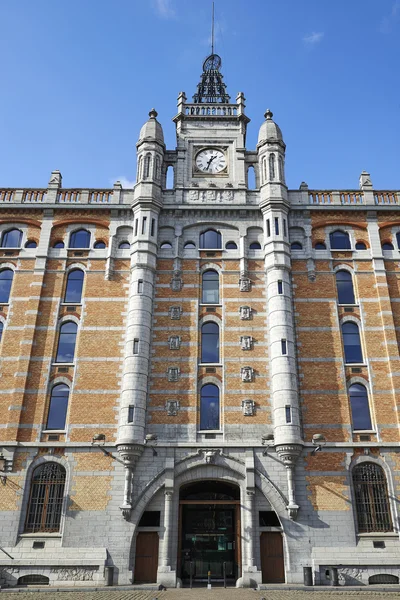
{"left": 240, "top": 335, "right": 253, "bottom": 351}
{"left": 239, "top": 305, "right": 252, "bottom": 320}
{"left": 239, "top": 277, "right": 251, "bottom": 292}
{"left": 50, "top": 567, "right": 96, "bottom": 582}
{"left": 276, "top": 444, "right": 302, "bottom": 467}
{"left": 242, "top": 399, "right": 256, "bottom": 416}
{"left": 166, "top": 399, "right": 180, "bottom": 416}
{"left": 169, "top": 305, "right": 182, "bottom": 320}
{"left": 171, "top": 271, "right": 183, "bottom": 291}
{"left": 241, "top": 366, "right": 254, "bottom": 382}
{"left": 168, "top": 335, "right": 181, "bottom": 350}
{"left": 200, "top": 448, "right": 221, "bottom": 464}
{"left": 167, "top": 367, "right": 180, "bottom": 382}
{"left": 287, "top": 504, "right": 299, "bottom": 520}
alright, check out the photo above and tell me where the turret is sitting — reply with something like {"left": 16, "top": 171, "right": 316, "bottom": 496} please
{"left": 258, "top": 110, "right": 287, "bottom": 207}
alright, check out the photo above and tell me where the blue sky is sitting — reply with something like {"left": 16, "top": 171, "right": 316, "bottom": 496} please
{"left": 0, "top": 0, "right": 399, "bottom": 190}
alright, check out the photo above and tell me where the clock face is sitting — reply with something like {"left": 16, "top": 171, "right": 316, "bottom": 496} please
{"left": 195, "top": 149, "right": 227, "bottom": 174}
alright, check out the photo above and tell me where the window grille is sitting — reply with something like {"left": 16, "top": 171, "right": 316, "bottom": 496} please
{"left": 25, "top": 463, "right": 66, "bottom": 533}
{"left": 353, "top": 463, "right": 392, "bottom": 533}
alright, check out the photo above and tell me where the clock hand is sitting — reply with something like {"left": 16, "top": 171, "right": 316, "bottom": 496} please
{"left": 206, "top": 155, "right": 217, "bottom": 170}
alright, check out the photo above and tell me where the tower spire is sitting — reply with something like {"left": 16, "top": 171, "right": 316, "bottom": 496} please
{"left": 211, "top": 1, "right": 215, "bottom": 55}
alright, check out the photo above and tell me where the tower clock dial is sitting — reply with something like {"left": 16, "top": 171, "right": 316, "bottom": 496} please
{"left": 195, "top": 148, "right": 227, "bottom": 174}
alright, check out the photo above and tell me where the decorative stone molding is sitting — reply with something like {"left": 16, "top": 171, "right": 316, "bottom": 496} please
{"left": 239, "top": 277, "right": 251, "bottom": 292}
{"left": 117, "top": 443, "right": 144, "bottom": 520}
{"left": 168, "top": 335, "right": 181, "bottom": 350}
{"left": 170, "top": 271, "right": 183, "bottom": 291}
{"left": 169, "top": 306, "right": 182, "bottom": 320}
{"left": 276, "top": 444, "right": 302, "bottom": 521}
{"left": 239, "top": 305, "right": 252, "bottom": 320}
{"left": 241, "top": 366, "right": 254, "bottom": 382}
{"left": 198, "top": 448, "right": 221, "bottom": 464}
{"left": 166, "top": 399, "right": 180, "bottom": 416}
{"left": 276, "top": 444, "right": 302, "bottom": 466}
{"left": 187, "top": 189, "right": 234, "bottom": 203}
{"left": 167, "top": 367, "right": 180, "bottom": 382}
{"left": 240, "top": 335, "right": 253, "bottom": 350}
{"left": 242, "top": 399, "right": 256, "bottom": 416}
{"left": 50, "top": 567, "right": 96, "bottom": 581}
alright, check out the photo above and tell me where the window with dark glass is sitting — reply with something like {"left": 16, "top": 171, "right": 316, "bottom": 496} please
{"left": 25, "top": 240, "right": 37, "bottom": 248}
{"left": 53, "top": 241, "right": 65, "bottom": 249}
{"left": 160, "top": 242, "right": 172, "bottom": 249}
{"left": 278, "top": 280, "right": 283, "bottom": 294}
{"left": 200, "top": 383, "right": 220, "bottom": 430}
{"left": 1, "top": 228, "right": 22, "bottom": 248}
{"left": 25, "top": 463, "right": 66, "bottom": 533}
{"left": 225, "top": 241, "right": 237, "bottom": 250}
{"left": 69, "top": 229, "right": 90, "bottom": 249}
{"left": 355, "top": 241, "right": 367, "bottom": 250}
{"left": 119, "top": 241, "right": 130, "bottom": 249}
{"left": 200, "top": 229, "right": 222, "bottom": 249}
{"left": 64, "top": 270, "right": 84, "bottom": 303}
{"left": 315, "top": 242, "right": 326, "bottom": 250}
{"left": 349, "top": 383, "right": 372, "bottom": 430}
{"left": 342, "top": 322, "right": 363, "bottom": 364}
{"left": 94, "top": 240, "right": 106, "bottom": 249}
{"left": 291, "top": 242, "right": 302, "bottom": 250}
{"left": 382, "top": 242, "right": 394, "bottom": 250}
{"left": 46, "top": 384, "right": 70, "bottom": 430}
{"left": 249, "top": 242, "right": 261, "bottom": 250}
{"left": 184, "top": 242, "right": 196, "bottom": 249}
{"left": 274, "top": 218, "right": 279, "bottom": 235}
{"left": 336, "top": 270, "right": 355, "bottom": 304}
{"left": 0, "top": 322, "right": 3, "bottom": 343}
{"left": 353, "top": 463, "right": 392, "bottom": 533}
{"left": 202, "top": 270, "right": 219, "bottom": 304}
{"left": 55, "top": 322, "right": 78, "bottom": 363}
{"left": 330, "top": 230, "right": 351, "bottom": 250}
{"left": 0, "top": 269, "right": 14, "bottom": 303}
{"left": 201, "top": 322, "right": 219, "bottom": 363}
{"left": 397, "top": 232, "right": 400, "bottom": 249}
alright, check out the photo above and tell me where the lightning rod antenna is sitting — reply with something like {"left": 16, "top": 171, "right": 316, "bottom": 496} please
{"left": 211, "top": 1, "right": 215, "bottom": 55}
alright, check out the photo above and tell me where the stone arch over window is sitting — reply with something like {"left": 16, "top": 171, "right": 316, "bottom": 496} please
{"left": 183, "top": 241, "right": 196, "bottom": 250}
{"left": 25, "top": 239, "right": 38, "bottom": 248}
{"left": 225, "top": 241, "right": 237, "bottom": 250}
{"left": 314, "top": 241, "right": 326, "bottom": 250}
{"left": 55, "top": 321, "right": 78, "bottom": 363}
{"left": 348, "top": 382, "right": 372, "bottom": 430}
{"left": 0, "top": 228, "right": 23, "bottom": 248}
{"left": 137, "top": 155, "right": 143, "bottom": 181}
{"left": 352, "top": 462, "right": 392, "bottom": 533}
{"left": 143, "top": 153, "right": 151, "bottom": 180}
{"left": 18, "top": 575, "right": 50, "bottom": 586}
{"left": 201, "top": 321, "right": 219, "bottom": 363}
{"left": 247, "top": 226, "right": 263, "bottom": 250}
{"left": 269, "top": 154, "right": 276, "bottom": 180}
{"left": 202, "top": 269, "right": 219, "bottom": 304}
{"left": 200, "top": 229, "right": 222, "bottom": 249}
{"left": 290, "top": 242, "right": 302, "bottom": 250}
{"left": 335, "top": 269, "right": 355, "bottom": 304}
{"left": 278, "top": 155, "right": 285, "bottom": 182}
{"left": 341, "top": 320, "right": 363, "bottom": 364}
{"left": 200, "top": 383, "right": 220, "bottom": 430}
{"left": 64, "top": 268, "right": 85, "bottom": 304}
{"left": 24, "top": 462, "right": 66, "bottom": 533}
{"left": 262, "top": 157, "right": 267, "bottom": 183}
{"left": 330, "top": 229, "right": 351, "bottom": 250}
{"left": 69, "top": 228, "right": 91, "bottom": 249}
{"left": 289, "top": 226, "right": 305, "bottom": 247}
{"left": 355, "top": 241, "right": 367, "bottom": 250}
{"left": 0, "top": 267, "right": 14, "bottom": 304}
{"left": 46, "top": 383, "right": 70, "bottom": 430}
{"left": 94, "top": 240, "right": 106, "bottom": 249}
{"left": 382, "top": 241, "right": 394, "bottom": 250}
{"left": 158, "top": 226, "right": 174, "bottom": 249}
{"left": 154, "top": 156, "right": 161, "bottom": 181}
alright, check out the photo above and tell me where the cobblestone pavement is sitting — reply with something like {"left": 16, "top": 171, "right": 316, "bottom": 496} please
{"left": 1, "top": 589, "right": 400, "bottom": 599}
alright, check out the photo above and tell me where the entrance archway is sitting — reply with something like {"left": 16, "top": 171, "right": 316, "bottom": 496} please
{"left": 178, "top": 480, "right": 240, "bottom": 584}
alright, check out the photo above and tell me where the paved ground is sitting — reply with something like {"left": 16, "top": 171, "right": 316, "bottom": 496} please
{"left": 2, "top": 590, "right": 400, "bottom": 599}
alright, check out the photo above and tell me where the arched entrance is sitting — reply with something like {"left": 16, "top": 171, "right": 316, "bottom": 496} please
{"left": 178, "top": 480, "right": 240, "bottom": 584}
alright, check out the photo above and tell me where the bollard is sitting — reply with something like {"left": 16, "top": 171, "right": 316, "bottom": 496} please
{"left": 104, "top": 565, "right": 114, "bottom": 586}
{"left": 207, "top": 569, "right": 211, "bottom": 589}
{"left": 330, "top": 567, "right": 339, "bottom": 586}
{"left": 303, "top": 566, "right": 313, "bottom": 586}
{"left": 223, "top": 562, "right": 226, "bottom": 588}
{"left": 189, "top": 561, "right": 193, "bottom": 589}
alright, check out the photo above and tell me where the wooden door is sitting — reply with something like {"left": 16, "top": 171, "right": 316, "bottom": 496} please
{"left": 134, "top": 532, "right": 159, "bottom": 583}
{"left": 260, "top": 532, "right": 285, "bottom": 583}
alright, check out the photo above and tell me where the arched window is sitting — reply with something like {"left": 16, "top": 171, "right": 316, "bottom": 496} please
{"left": 119, "top": 241, "right": 130, "bottom": 249}
{"left": 137, "top": 156, "right": 142, "bottom": 181}
{"left": 382, "top": 242, "right": 394, "bottom": 250}
{"left": 247, "top": 166, "right": 256, "bottom": 189}
{"left": 269, "top": 154, "right": 275, "bottom": 180}
{"left": 144, "top": 154, "right": 151, "bottom": 179}
{"left": 69, "top": 229, "right": 90, "bottom": 249}
{"left": 46, "top": 384, "right": 70, "bottom": 430}
{"left": 342, "top": 322, "right": 363, "bottom": 364}
{"left": 53, "top": 241, "right": 64, "bottom": 249}
{"left": 278, "top": 156, "right": 285, "bottom": 182}
{"left": 353, "top": 463, "right": 392, "bottom": 533}
{"left": 166, "top": 165, "right": 174, "bottom": 189}
{"left": 315, "top": 242, "right": 326, "bottom": 250}
{"left": 0, "top": 269, "right": 14, "bottom": 303}
{"left": 200, "top": 383, "right": 220, "bottom": 430}
{"left": 336, "top": 270, "right": 355, "bottom": 304}
{"left": 64, "top": 269, "right": 84, "bottom": 303}
{"left": 200, "top": 229, "right": 222, "bottom": 249}
{"left": 263, "top": 157, "right": 267, "bottom": 183}
{"left": 202, "top": 270, "right": 219, "bottom": 304}
{"left": 0, "top": 322, "right": 3, "bottom": 343}
{"left": 25, "top": 240, "right": 37, "bottom": 248}
{"left": 55, "top": 322, "right": 78, "bottom": 363}
{"left": 201, "top": 322, "right": 219, "bottom": 363}
{"left": 349, "top": 384, "right": 372, "bottom": 430}
{"left": 160, "top": 241, "right": 172, "bottom": 249}
{"left": 330, "top": 230, "right": 351, "bottom": 250}
{"left": 25, "top": 463, "right": 66, "bottom": 533}
{"left": 355, "top": 241, "right": 367, "bottom": 250}
{"left": 225, "top": 241, "right": 237, "bottom": 250}
{"left": 291, "top": 242, "right": 302, "bottom": 250}
{"left": 249, "top": 242, "right": 261, "bottom": 250}
{"left": 397, "top": 232, "right": 400, "bottom": 249}
{"left": 1, "top": 228, "right": 22, "bottom": 248}
{"left": 94, "top": 240, "right": 106, "bottom": 249}
{"left": 18, "top": 575, "right": 49, "bottom": 586}
{"left": 184, "top": 241, "right": 196, "bottom": 249}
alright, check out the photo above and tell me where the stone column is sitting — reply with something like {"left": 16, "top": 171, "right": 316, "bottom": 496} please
{"left": 160, "top": 490, "right": 173, "bottom": 567}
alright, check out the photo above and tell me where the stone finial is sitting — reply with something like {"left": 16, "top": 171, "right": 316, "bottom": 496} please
{"left": 48, "top": 170, "right": 62, "bottom": 189}
{"left": 299, "top": 181, "right": 309, "bottom": 190}
{"left": 149, "top": 108, "right": 158, "bottom": 119}
{"left": 359, "top": 170, "right": 373, "bottom": 190}
{"left": 264, "top": 109, "right": 273, "bottom": 120}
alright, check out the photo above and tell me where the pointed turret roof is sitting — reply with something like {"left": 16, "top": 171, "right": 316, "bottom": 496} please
{"left": 192, "top": 54, "right": 230, "bottom": 104}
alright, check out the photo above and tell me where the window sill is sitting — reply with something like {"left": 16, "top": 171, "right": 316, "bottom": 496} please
{"left": 52, "top": 363, "right": 75, "bottom": 366}
{"left": 199, "top": 304, "right": 222, "bottom": 307}
{"left": 345, "top": 363, "right": 367, "bottom": 367}
{"left": 338, "top": 304, "right": 359, "bottom": 307}
{"left": 198, "top": 363, "right": 223, "bottom": 367}
{"left": 19, "top": 532, "right": 62, "bottom": 538}
{"left": 353, "top": 429, "right": 376, "bottom": 434}
{"left": 197, "top": 430, "right": 223, "bottom": 434}
{"left": 42, "top": 430, "right": 66, "bottom": 434}
{"left": 357, "top": 532, "right": 397, "bottom": 538}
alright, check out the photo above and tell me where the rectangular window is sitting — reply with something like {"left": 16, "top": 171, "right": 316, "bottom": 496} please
{"left": 139, "top": 511, "right": 161, "bottom": 527}
{"left": 151, "top": 218, "right": 155, "bottom": 237}
{"left": 283, "top": 219, "right": 287, "bottom": 236}
{"left": 266, "top": 219, "right": 271, "bottom": 237}
{"left": 275, "top": 217, "right": 279, "bottom": 235}
{"left": 285, "top": 405, "right": 291, "bottom": 423}
{"left": 138, "top": 280, "right": 143, "bottom": 293}
{"left": 134, "top": 219, "right": 138, "bottom": 236}
{"left": 278, "top": 280, "right": 283, "bottom": 294}
{"left": 128, "top": 405, "right": 134, "bottom": 423}
{"left": 141, "top": 217, "right": 147, "bottom": 235}
{"left": 133, "top": 339, "right": 139, "bottom": 354}
{"left": 281, "top": 339, "right": 287, "bottom": 355}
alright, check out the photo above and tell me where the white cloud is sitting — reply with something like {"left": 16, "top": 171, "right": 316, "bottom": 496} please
{"left": 152, "top": 0, "right": 175, "bottom": 19}
{"left": 303, "top": 31, "right": 324, "bottom": 45}
{"left": 111, "top": 176, "right": 135, "bottom": 189}
{"left": 379, "top": 0, "right": 400, "bottom": 33}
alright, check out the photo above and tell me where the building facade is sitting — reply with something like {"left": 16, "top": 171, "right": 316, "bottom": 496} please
{"left": 0, "top": 54, "right": 399, "bottom": 588}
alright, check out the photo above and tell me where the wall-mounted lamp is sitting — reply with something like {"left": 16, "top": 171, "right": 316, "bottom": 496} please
{"left": 92, "top": 433, "right": 106, "bottom": 445}
{"left": 144, "top": 434, "right": 158, "bottom": 456}
{"left": 262, "top": 434, "right": 275, "bottom": 456}
{"left": 0, "top": 452, "right": 7, "bottom": 485}
{"left": 311, "top": 433, "right": 326, "bottom": 455}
